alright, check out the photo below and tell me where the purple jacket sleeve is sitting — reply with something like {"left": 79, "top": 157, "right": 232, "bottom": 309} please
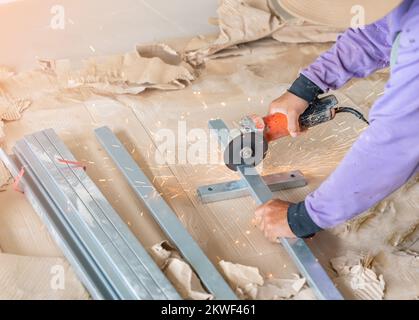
{"left": 301, "top": 18, "right": 392, "bottom": 92}
{"left": 303, "top": 16, "right": 419, "bottom": 229}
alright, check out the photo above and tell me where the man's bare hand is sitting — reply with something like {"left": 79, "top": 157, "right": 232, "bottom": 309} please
{"left": 254, "top": 199, "right": 297, "bottom": 242}
{"left": 269, "top": 92, "right": 309, "bottom": 137}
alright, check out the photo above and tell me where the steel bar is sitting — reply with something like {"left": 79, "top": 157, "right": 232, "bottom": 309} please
{"left": 94, "top": 126, "right": 237, "bottom": 300}
{"left": 12, "top": 130, "right": 180, "bottom": 300}
{"left": 208, "top": 119, "right": 343, "bottom": 300}
{"left": 197, "top": 171, "right": 307, "bottom": 203}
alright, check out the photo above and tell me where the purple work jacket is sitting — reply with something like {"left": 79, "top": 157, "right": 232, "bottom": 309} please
{"left": 301, "top": 0, "right": 419, "bottom": 228}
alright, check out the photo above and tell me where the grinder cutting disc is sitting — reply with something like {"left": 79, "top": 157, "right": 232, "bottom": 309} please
{"left": 224, "top": 132, "right": 268, "bottom": 171}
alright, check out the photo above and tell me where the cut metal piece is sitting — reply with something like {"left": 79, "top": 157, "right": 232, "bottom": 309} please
{"left": 197, "top": 170, "right": 307, "bottom": 203}
{"left": 94, "top": 126, "right": 237, "bottom": 300}
{"left": 208, "top": 119, "right": 344, "bottom": 300}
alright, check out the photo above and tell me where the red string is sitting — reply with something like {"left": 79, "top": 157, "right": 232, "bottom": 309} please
{"left": 57, "top": 158, "right": 87, "bottom": 171}
{"left": 13, "top": 167, "right": 25, "bottom": 193}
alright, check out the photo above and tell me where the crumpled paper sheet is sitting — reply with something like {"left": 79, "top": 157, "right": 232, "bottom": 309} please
{"left": 149, "top": 241, "right": 213, "bottom": 300}
{"left": 0, "top": 160, "right": 12, "bottom": 192}
{"left": 331, "top": 254, "right": 386, "bottom": 300}
{"left": 184, "top": 0, "right": 283, "bottom": 66}
{"left": 39, "top": 43, "right": 197, "bottom": 95}
{"left": 0, "top": 253, "right": 89, "bottom": 300}
{"left": 332, "top": 174, "right": 419, "bottom": 252}
{"left": 373, "top": 250, "right": 419, "bottom": 299}
{"left": 219, "top": 260, "right": 315, "bottom": 300}
{"left": 0, "top": 67, "right": 31, "bottom": 147}
{"left": 184, "top": 0, "right": 342, "bottom": 66}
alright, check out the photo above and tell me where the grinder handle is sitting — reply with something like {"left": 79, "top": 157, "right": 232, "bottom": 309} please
{"left": 299, "top": 95, "right": 338, "bottom": 128}
{"left": 262, "top": 95, "right": 338, "bottom": 142}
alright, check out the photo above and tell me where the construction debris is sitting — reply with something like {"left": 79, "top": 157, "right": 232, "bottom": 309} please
{"left": 39, "top": 43, "right": 197, "bottom": 95}
{"left": 183, "top": 0, "right": 342, "bottom": 66}
{"left": 331, "top": 254, "right": 386, "bottom": 300}
{"left": 149, "top": 241, "right": 213, "bottom": 300}
{"left": 0, "top": 84, "right": 31, "bottom": 148}
{"left": 219, "top": 260, "right": 314, "bottom": 300}
{"left": 0, "top": 160, "right": 11, "bottom": 191}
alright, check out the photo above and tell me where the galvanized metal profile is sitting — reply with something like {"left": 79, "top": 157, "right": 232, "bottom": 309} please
{"left": 38, "top": 129, "right": 178, "bottom": 299}
{"left": 0, "top": 150, "right": 110, "bottom": 299}
{"left": 94, "top": 126, "right": 237, "bottom": 300}
{"left": 208, "top": 119, "right": 343, "bottom": 300}
{"left": 197, "top": 170, "right": 307, "bottom": 203}
{"left": 11, "top": 130, "right": 180, "bottom": 300}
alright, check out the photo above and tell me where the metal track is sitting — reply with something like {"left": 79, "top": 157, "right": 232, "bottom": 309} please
{"left": 208, "top": 119, "right": 343, "bottom": 300}
{"left": 94, "top": 126, "right": 237, "bottom": 300}
{"left": 4, "top": 130, "right": 181, "bottom": 300}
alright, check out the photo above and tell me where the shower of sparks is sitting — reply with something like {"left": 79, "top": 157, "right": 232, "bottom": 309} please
{"left": 321, "top": 135, "right": 337, "bottom": 142}
{"left": 339, "top": 127, "right": 351, "bottom": 133}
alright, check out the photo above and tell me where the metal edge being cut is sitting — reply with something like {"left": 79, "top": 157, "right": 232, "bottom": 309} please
{"left": 197, "top": 171, "right": 307, "bottom": 203}
{"left": 208, "top": 119, "right": 344, "bottom": 300}
{"left": 94, "top": 126, "right": 237, "bottom": 300}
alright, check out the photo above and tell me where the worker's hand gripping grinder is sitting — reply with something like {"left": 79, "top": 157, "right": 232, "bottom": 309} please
{"left": 224, "top": 95, "right": 369, "bottom": 171}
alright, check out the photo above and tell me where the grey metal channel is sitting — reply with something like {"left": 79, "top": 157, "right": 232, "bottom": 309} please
{"left": 0, "top": 150, "right": 112, "bottom": 299}
{"left": 208, "top": 119, "right": 344, "bottom": 300}
{"left": 40, "top": 129, "right": 179, "bottom": 300}
{"left": 197, "top": 170, "right": 307, "bottom": 203}
{"left": 94, "top": 126, "right": 237, "bottom": 300}
{"left": 15, "top": 131, "right": 179, "bottom": 300}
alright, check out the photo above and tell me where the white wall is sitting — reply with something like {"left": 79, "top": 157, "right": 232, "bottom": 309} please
{"left": 0, "top": 0, "right": 218, "bottom": 70}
